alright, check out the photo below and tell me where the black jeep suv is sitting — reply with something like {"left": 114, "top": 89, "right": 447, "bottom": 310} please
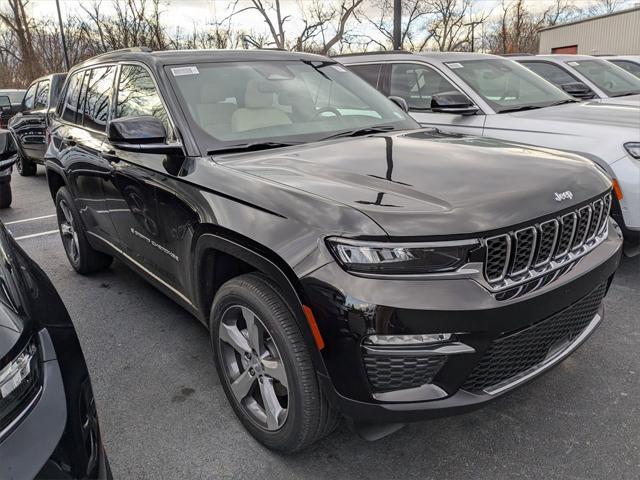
{"left": 45, "top": 47, "right": 622, "bottom": 452}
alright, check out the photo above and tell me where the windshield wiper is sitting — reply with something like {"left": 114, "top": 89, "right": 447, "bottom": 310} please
{"left": 611, "top": 91, "right": 640, "bottom": 97}
{"left": 320, "top": 125, "right": 397, "bottom": 141}
{"left": 546, "top": 99, "right": 580, "bottom": 107}
{"left": 207, "top": 142, "right": 299, "bottom": 155}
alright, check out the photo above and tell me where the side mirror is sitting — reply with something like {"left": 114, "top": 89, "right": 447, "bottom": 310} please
{"left": 107, "top": 116, "right": 182, "bottom": 155}
{"left": 0, "top": 96, "right": 10, "bottom": 112}
{"left": 560, "top": 82, "right": 595, "bottom": 99}
{"left": 388, "top": 96, "right": 409, "bottom": 113}
{"left": 0, "top": 129, "right": 18, "bottom": 169}
{"left": 431, "top": 91, "right": 479, "bottom": 115}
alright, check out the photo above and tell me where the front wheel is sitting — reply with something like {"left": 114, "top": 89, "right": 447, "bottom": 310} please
{"left": 210, "top": 273, "right": 339, "bottom": 452}
{"left": 55, "top": 187, "right": 113, "bottom": 274}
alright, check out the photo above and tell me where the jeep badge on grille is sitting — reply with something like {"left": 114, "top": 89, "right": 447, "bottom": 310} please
{"left": 554, "top": 191, "right": 574, "bottom": 202}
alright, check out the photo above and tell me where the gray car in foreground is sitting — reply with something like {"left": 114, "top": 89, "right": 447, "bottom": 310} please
{"left": 337, "top": 52, "right": 640, "bottom": 255}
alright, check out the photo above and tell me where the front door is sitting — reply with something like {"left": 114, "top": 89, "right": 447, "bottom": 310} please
{"left": 11, "top": 80, "right": 49, "bottom": 161}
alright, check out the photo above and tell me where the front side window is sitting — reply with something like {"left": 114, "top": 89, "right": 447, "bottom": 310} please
{"left": 115, "top": 65, "right": 172, "bottom": 137}
{"left": 83, "top": 66, "right": 115, "bottom": 131}
{"left": 448, "top": 58, "right": 570, "bottom": 112}
{"left": 390, "top": 63, "right": 461, "bottom": 110}
{"left": 610, "top": 60, "right": 640, "bottom": 78}
{"left": 61, "top": 71, "right": 86, "bottom": 124}
{"left": 23, "top": 83, "right": 37, "bottom": 110}
{"left": 167, "top": 60, "right": 417, "bottom": 152}
{"left": 348, "top": 64, "right": 382, "bottom": 88}
{"left": 520, "top": 61, "right": 578, "bottom": 88}
{"left": 566, "top": 59, "right": 640, "bottom": 96}
{"left": 34, "top": 80, "right": 50, "bottom": 109}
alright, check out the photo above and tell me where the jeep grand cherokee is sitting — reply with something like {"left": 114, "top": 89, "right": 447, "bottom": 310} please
{"left": 44, "top": 48, "right": 622, "bottom": 452}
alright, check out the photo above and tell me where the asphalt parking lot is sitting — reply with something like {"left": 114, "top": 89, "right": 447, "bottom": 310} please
{"left": 2, "top": 168, "right": 639, "bottom": 479}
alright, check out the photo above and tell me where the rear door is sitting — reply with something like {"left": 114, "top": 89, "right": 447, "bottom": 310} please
{"left": 381, "top": 62, "right": 486, "bottom": 135}
{"left": 10, "top": 81, "right": 49, "bottom": 161}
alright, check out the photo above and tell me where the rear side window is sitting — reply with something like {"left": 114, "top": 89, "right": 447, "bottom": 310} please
{"left": 34, "top": 80, "right": 50, "bottom": 109}
{"left": 521, "top": 61, "right": 577, "bottom": 87}
{"left": 390, "top": 64, "right": 460, "bottom": 110}
{"left": 83, "top": 66, "right": 115, "bottom": 131}
{"left": 115, "top": 65, "right": 172, "bottom": 137}
{"left": 62, "top": 72, "right": 85, "bottom": 124}
{"left": 348, "top": 64, "right": 382, "bottom": 88}
{"left": 23, "top": 83, "right": 37, "bottom": 110}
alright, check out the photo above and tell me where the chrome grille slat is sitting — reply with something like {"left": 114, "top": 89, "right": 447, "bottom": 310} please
{"left": 484, "top": 193, "right": 611, "bottom": 293}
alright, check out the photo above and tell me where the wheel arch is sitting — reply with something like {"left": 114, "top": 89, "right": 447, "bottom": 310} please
{"left": 45, "top": 163, "right": 67, "bottom": 200}
{"left": 192, "top": 226, "right": 328, "bottom": 376}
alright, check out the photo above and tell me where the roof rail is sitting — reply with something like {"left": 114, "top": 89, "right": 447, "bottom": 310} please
{"left": 333, "top": 50, "right": 413, "bottom": 58}
{"left": 501, "top": 53, "right": 534, "bottom": 57}
{"left": 92, "top": 46, "right": 152, "bottom": 59}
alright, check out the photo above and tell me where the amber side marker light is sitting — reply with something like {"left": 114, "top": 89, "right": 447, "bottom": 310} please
{"left": 302, "top": 305, "right": 325, "bottom": 350}
{"left": 612, "top": 179, "right": 623, "bottom": 200}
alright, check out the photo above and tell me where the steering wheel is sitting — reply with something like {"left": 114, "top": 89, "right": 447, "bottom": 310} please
{"left": 315, "top": 107, "right": 342, "bottom": 118}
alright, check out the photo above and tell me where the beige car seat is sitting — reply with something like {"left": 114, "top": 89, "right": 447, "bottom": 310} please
{"left": 231, "top": 80, "right": 292, "bottom": 132}
{"left": 194, "top": 87, "right": 237, "bottom": 134}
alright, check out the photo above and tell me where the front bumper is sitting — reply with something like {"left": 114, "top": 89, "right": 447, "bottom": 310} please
{"left": 302, "top": 221, "right": 622, "bottom": 422}
{"left": 610, "top": 154, "right": 640, "bottom": 231}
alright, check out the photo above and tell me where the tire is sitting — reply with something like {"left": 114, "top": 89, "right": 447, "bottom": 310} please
{"left": 55, "top": 187, "right": 113, "bottom": 274}
{"left": 0, "top": 181, "right": 11, "bottom": 208}
{"left": 16, "top": 153, "right": 37, "bottom": 176}
{"left": 210, "top": 273, "right": 339, "bottom": 453}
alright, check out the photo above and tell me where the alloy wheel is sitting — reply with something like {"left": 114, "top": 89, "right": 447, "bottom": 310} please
{"left": 59, "top": 199, "right": 80, "bottom": 264}
{"left": 218, "top": 305, "right": 289, "bottom": 431}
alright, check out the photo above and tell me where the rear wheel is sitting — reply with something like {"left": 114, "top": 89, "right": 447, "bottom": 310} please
{"left": 16, "top": 153, "right": 37, "bottom": 176}
{"left": 0, "top": 180, "right": 11, "bottom": 208}
{"left": 210, "top": 273, "right": 339, "bottom": 452}
{"left": 55, "top": 187, "right": 113, "bottom": 274}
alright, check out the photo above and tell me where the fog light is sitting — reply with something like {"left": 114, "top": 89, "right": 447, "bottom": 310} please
{"left": 365, "top": 333, "right": 452, "bottom": 346}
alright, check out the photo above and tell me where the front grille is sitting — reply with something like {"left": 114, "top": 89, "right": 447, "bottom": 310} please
{"left": 461, "top": 282, "right": 607, "bottom": 393}
{"left": 484, "top": 193, "right": 611, "bottom": 287}
{"left": 364, "top": 354, "right": 447, "bottom": 392}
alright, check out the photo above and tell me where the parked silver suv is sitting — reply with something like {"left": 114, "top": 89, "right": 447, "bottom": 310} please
{"left": 337, "top": 52, "right": 640, "bottom": 255}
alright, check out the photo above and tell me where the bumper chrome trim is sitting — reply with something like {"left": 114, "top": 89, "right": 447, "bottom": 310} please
{"left": 482, "top": 310, "right": 602, "bottom": 396}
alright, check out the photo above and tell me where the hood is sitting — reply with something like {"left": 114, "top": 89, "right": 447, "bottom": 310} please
{"left": 510, "top": 101, "right": 640, "bottom": 130}
{"left": 218, "top": 130, "right": 611, "bottom": 238}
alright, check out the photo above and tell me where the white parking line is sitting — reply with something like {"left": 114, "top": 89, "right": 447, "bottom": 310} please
{"left": 4, "top": 214, "right": 56, "bottom": 225}
{"left": 14, "top": 230, "right": 59, "bottom": 241}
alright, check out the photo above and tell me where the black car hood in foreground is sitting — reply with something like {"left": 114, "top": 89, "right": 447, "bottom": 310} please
{"left": 217, "top": 130, "right": 611, "bottom": 238}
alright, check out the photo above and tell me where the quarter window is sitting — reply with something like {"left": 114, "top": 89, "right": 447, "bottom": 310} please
{"left": 115, "top": 65, "right": 172, "bottom": 137}
{"left": 390, "top": 64, "right": 460, "bottom": 110}
{"left": 62, "top": 72, "right": 86, "bottom": 124}
{"left": 23, "top": 83, "right": 37, "bottom": 110}
{"left": 34, "top": 80, "right": 50, "bottom": 109}
{"left": 83, "top": 66, "right": 115, "bottom": 131}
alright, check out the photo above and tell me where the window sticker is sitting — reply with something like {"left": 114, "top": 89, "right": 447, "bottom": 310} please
{"left": 172, "top": 66, "right": 199, "bottom": 76}
{"left": 447, "top": 63, "right": 464, "bottom": 69}
{"left": 567, "top": 61, "right": 580, "bottom": 66}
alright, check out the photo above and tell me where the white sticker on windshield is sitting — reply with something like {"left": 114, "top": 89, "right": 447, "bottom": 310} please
{"left": 567, "top": 61, "right": 580, "bottom": 66}
{"left": 172, "top": 66, "right": 199, "bottom": 76}
{"left": 447, "top": 62, "right": 464, "bottom": 69}
{"left": 332, "top": 65, "right": 347, "bottom": 72}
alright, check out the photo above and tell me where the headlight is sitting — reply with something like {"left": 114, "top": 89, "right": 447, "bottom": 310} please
{"left": 326, "top": 237, "right": 477, "bottom": 274}
{"left": 0, "top": 338, "right": 41, "bottom": 429}
{"left": 624, "top": 142, "right": 640, "bottom": 159}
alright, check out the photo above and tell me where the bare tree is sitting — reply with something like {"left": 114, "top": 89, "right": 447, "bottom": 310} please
{"left": 588, "top": 0, "right": 628, "bottom": 15}
{"left": 0, "top": 0, "right": 42, "bottom": 85}
{"left": 428, "top": 0, "right": 488, "bottom": 52}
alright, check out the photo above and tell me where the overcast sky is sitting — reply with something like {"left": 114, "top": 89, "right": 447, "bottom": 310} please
{"left": 23, "top": 0, "right": 638, "bottom": 35}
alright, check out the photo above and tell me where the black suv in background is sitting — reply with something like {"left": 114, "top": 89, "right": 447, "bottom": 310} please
{"left": 45, "top": 48, "right": 622, "bottom": 452}
{"left": 0, "top": 89, "right": 26, "bottom": 128}
{"left": 0, "top": 215, "right": 110, "bottom": 478}
{"left": 9, "top": 73, "right": 66, "bottom": 176}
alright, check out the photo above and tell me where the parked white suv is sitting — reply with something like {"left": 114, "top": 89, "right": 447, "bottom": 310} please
{"left": 336, "top": 52, "right": 640, "bottom": 255}
{"left": 508, "top": 54, "right": 640, "bottom": 105}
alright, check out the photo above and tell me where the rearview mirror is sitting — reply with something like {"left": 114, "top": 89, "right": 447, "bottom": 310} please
{"left": 431, "top": 92, "right": 479, "bottom": 115}
{"left": 0, "top": 96, "right": 10, "bottom": 112}
{"left": 388, "top": 96, "right": 409, "bottom": 112}
{"left": 560, "top": 82, "right": 595, "bottom": 99}
{"left": 107, "top": 116, "right": 182, "bottom": 155}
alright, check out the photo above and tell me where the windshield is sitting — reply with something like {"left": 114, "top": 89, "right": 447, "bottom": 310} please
{"left": 564, "top": 59, "right": 640, "bottom": 97}
{"left": 610, "top": 60, "right": 640, "bottom": 78}
{"left": 167, "top": 60, "right": 418, "bottom": 152}
{"left": 445, "top": 58, "right": 571, "bottom": 112}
